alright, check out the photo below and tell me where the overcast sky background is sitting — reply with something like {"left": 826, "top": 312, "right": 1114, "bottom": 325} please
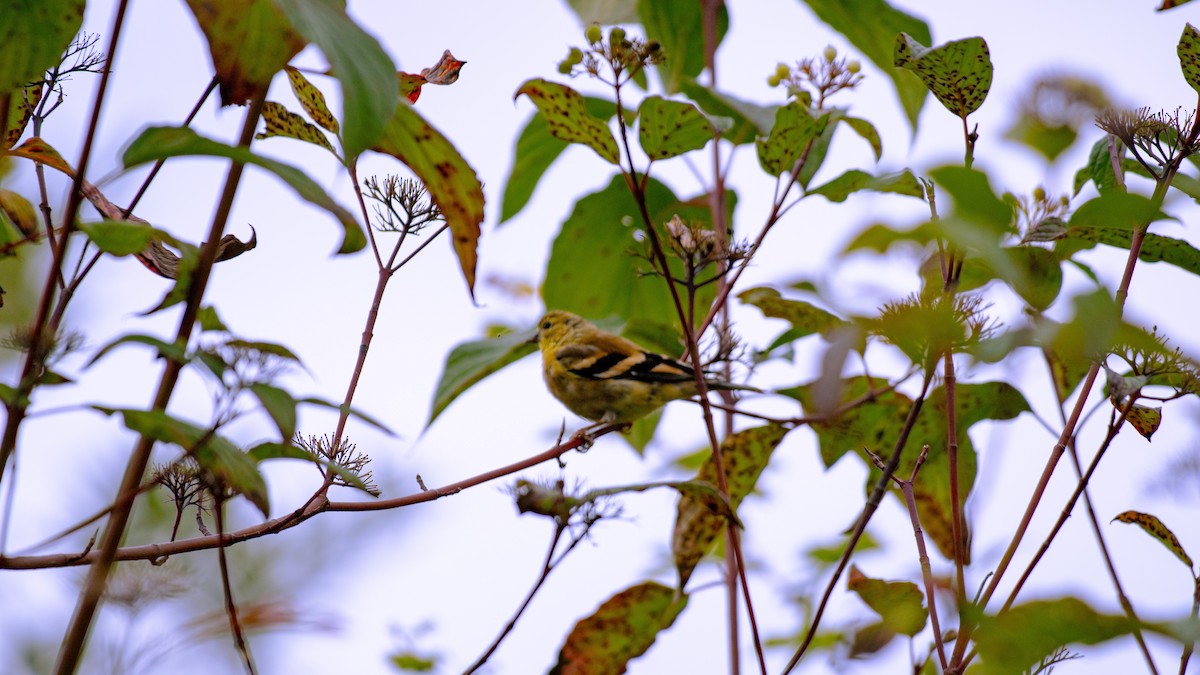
{"left": 1, "top": 1, "right": 1199, "bottom": 674}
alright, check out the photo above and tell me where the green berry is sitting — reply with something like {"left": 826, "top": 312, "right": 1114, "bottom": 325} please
{"left": 585, "top": 24, "right": 602, "bottom": 44}
{"left": 767, "top": 73, "right": 781, "bottom": 87}
{"left": 847, "top": 60, "right": 861, "bottom": 74}
{"left": 610, "top": 27, "right": 626, "bottom": 44}
{"left": 568, "top": 47, "right": 584, "bottom": 65}
{"left": 557, "top": 60, "right": 572, "bottom": 75}
{"left": 775, "top": 63, "right": 790, "bottom": 79}
{"left": 823, "top": 45, "right": 837, "bottom": 61}
{"left": 1033, "top": 186, "right": 1047, "bottom": 201}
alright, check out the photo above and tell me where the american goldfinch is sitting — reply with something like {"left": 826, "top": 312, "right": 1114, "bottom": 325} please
{"left": 534, "top": 310, "right": 757, "bottom": 425}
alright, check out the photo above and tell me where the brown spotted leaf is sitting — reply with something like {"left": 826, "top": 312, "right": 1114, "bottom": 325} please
{"left": 1113, "top": 510, "right": 1194, "bottom": 570}
{"left": 420, "top": 49, "right": 466, "bottom": 85}
{"left": 1180, "top": 24, "right": 1200, "bottom": 93}
{"left": 0, "top": 0, "right": 85, "bottom": 92}
{"left": 847, "top": 565, "right": 929, "bottom": 637}
{"left": 515, "top": 78, "right": 619, "bottom": 164}
{"left": 673, "top": 424, "right": 788, "bottom": 588}
{"left": 1123, "top": 403, "right": 1162, "bottom": 440}
{"left": 755, "top": 101, "right": 820, "bottom": 175}
{"left": 5, "top": 83, "right": 43, "bottom": 148}
{"left": 398, "top": 72, "right": 426, "bottom": 103}
{"left": 637, "top": 95, "right": 722, "bottom": 160}
{"left": 552, "top": 581, "right": 687, "bottom": 675}
{"left": 257, "top": 101, "right": 336, "bottom": 153}
{"left": 373, "top": 101, "right": 484, "bottom": 299}
{"left": 284, "top": 66, "right": 339, "bottom": 133}
{"left": 894, "top": 33, "right": 992, "bottom": 118}
{"left": 184, "top": 0, "right": 307, "bottom": 105}
{"left": 7, "top": 136, "right": 74, "bottom": 176}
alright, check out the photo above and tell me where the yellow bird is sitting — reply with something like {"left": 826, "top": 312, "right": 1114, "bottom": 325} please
{"left": 533, "top": 310, "right": 757, "bottom": 426}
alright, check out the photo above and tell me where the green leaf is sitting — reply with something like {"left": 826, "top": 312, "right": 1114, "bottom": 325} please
{"left": 673, "top": 424, "right": 788, "bottom": 588}
{"left": 184, "top": 0, "right": 306, "bottom": 105}
{"left": 894, "top": 33, "right": 992, "bottom": 118}
{"left": 500, "top": 96, "right": 621, "bottom": 223}
{"left": 565, "top": 0, "right": 638, "bottom": 23}
{"left": 373, "top": 101, "right": 485, "bottom": 299}
{"left": 842, "top": 116, "right": 882, "bottom": 161}
{"left": 680, "top": 80, "right": 778, "bottom": 145}
{"left": 100, "top": 407, "right": 269, "bottom": 516}
{"left": 1068, "top": 229, "right": 1200, "bottom": 278}
{"left": 929, "top": 166, "right": 1013, "bottom": 231}
{"left": 249, "top": 383, "right": 297, "bottom": 440}
{"left": 638, "top": 0, "right": 728, "bottom": 93}
{"left": 89, "top": 333, "right": 188, "bottom": 366}
{"left": 1076, "top": 137, "right": 1124, "bottom": 196}
{"left": 248, "top": 441, "right": 376, "bottom": 495}
{"left": 122, "top": 126, "right": 365, "bottom": 254}
{"left": 637, "top": 96, "right": 718, "bottom": 159}
{"left": 1113, "top": 510, "right": 1195, "bottom": 570}
{"left": 974, "top": 598, "right": 1135, "bottom": 675}
{"left": 796, "top": 108, "right": 842, "bottom": 189}
{"left": 427, "top": 328, "right": 537, "bottom": 426}
{"left": 951, "top": 246, "right": 1064, "bottom": 311}
{"left": 299, "top": 396, "right": 394, "bottom": 435}
{"left": 272, "top": 0, "right": 397, "bottom": 159}
{"left": 847, "top": 565, "right": 928, "bottom": 636}
{"left": 78, "top": 221, "right": 171, "bottom": 257}
{"left": 514, "top": 78, "right": 619, "bottom": 164}
{"left": 0, "top": 0, "right": 85, "bottom": 92}
{"left": 797, "top": 0, "right": 931, "bottom": 131}
{"left": 738, "top": 286, "right": 846, "bottom": 339}
{"left": 1179, "top": 23, "right": 1200, "bottom": 93}
{"left": 543, "top": 175, "right": 682, "bottom": 324}
{"left": 756, "top": 102, "right": 819, "bottom": 175}
{"left": 806, "top": 169, "right": 924, "bottom": 203}
{"left": 1069, "top": 192, "right": 1161, "bottom": 231}
{"left": 553, "top": 581, "right": 688, "bottom": 673}
{"left": 197, "top": 305, "right": 228, "bottom": 332}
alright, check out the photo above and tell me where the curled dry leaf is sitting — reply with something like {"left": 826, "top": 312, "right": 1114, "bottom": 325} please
{"left": 136, "top": 227, "right": 258, "bottom": 279}
{"left": 398, "top": 49, "right": 467, "bottom": 103}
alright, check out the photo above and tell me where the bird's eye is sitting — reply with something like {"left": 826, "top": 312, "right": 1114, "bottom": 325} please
{"left": 541, "top": 321, "right": 551, "bottom": 331}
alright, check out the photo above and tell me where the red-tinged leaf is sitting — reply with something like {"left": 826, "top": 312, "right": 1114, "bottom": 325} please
{"left": 0, "top": 0, "right": 84, "bottom": 92}
{"left": 515, "top": 78, "right": 619, "bottom": 164}
{"left": 673, "top": 424, "right": 788, "bottom": 588}
{"left": 257, "top": 101, "right": 337, "bottom": 153}
{"left": 7, "top": 136, "right": 75, "bottom": 176}
{"left": 373, "top": 101, "right": 484, "bottom": 299}
{"left": 847, "top": 565, "right": 929, "bottom": 637}
{"left": 552, "top": 581, "right": 687, "bottom": 675}
{"left": 398, "top": 71, "right": 426, "bottom": 103}
{"left": 420, "top": 49, "right": 466, "bottom": 85}
{"left": 1123, "top": 403, "right": 1162, "bottom": 440}
{"left": 1113, "top": 510, "right": 1194, "bottom": 569}
{"left": 283, "top": 66, "right": 339, "bottom": 133}
{"left": 183, "top": 0, "right": 307, "bottom": 105}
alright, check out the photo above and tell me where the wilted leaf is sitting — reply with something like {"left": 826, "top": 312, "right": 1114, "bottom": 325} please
{"left": 5, "top": 83, "right": 42, "bottom": 149}
{"left": 1122, "top": 403, "right": 1162, "bottom": 440}
{"left": 420, "top": 49, "right": 466, "bottom": 85}
{"left": 552, "top": 581, "right": 687, "bottom": 674}
{"left": 515, "top": 78, "right": 619, "bottom": 164}
{"left": 7, "top": 136, "right": 75, "bottom": 175}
